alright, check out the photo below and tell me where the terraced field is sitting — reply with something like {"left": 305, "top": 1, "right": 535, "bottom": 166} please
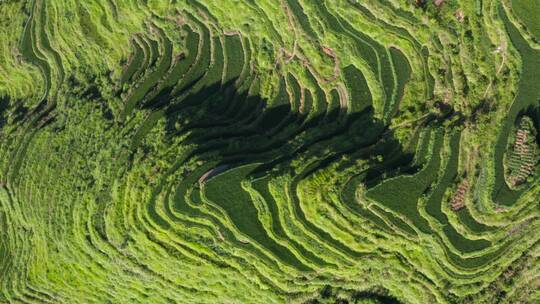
{"left": 0, "top": 1, "right": 538, "bottom": 303}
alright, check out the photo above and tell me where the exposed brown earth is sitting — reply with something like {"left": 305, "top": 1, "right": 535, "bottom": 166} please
{"left": 450, "top": 180, "right": 469, "bottom": 211}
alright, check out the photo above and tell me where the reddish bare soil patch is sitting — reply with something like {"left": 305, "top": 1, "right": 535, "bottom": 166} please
{"left": 450, "top": 180, "right": 469, "bottom": 211}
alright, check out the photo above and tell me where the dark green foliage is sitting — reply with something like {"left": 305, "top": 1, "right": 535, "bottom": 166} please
{"left": 511, "top": 0, "right": 540, "bottom": 41}
{"left": 224, "top": 35, "right": 245, "bottom": 84}
{"left": 3, "top": 1, "right": 538, "bottom": 302}
{"left": 367, "top": 130, "right": 444, "bottom": 234}
{"left": 120, "top": 39, "right": 145, "bottom": 85}
{"left": 343, "top": 65, "right": 372, "bottom": 113}
{"left": 424, "top": 134, "right": 491, "bottom": 252}
{"left": 492, "top": 5, "right": 540, "bottom": 205}
{"left": 122, "top": 28, "right": 173, "bottom": 119}
{"left": 388, "top": 47, "right": 411, "bottom": 119}
{"left": 456, "top": 208, "right": 492, "bottom": 233}
{"left": 285, "top": 0, "right": 318, "bottom": 39}
{"left": 204, "top": 164, "right": 312, "bottom": 270}
{"left": 251, "top": 176, "right": 331, "bottom": 267}
{"left": 302, "top": 285, "right": 403, "bottom": 304}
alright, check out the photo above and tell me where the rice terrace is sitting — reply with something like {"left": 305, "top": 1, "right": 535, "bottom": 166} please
{"left": 0, "top": 0, "right": 539, "bottom": 303}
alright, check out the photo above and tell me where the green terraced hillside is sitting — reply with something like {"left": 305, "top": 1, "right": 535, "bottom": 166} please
{"left": 0, "top": 0, "right": 539, "bottom": 303}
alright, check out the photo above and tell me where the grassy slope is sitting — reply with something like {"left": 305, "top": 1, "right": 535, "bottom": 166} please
{"left": 0, "top": 1, "right": 538, "bottom": 304}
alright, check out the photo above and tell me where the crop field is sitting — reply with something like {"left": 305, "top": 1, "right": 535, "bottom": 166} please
{"left": 0, "top": 0, "right": 539, "bottom": 303}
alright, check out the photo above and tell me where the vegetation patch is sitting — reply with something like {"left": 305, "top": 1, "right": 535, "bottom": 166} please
{"left": 0, "top": 1, "right": 538, "bottom": 303}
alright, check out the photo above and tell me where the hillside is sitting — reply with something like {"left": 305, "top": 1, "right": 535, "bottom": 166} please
{"left": 0, "top": 1, "right": 538, "bottom": 303}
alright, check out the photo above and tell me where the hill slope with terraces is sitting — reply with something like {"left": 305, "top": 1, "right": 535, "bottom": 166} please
{"left": 0, "top": 0, "right": 538, "bottom": 303}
